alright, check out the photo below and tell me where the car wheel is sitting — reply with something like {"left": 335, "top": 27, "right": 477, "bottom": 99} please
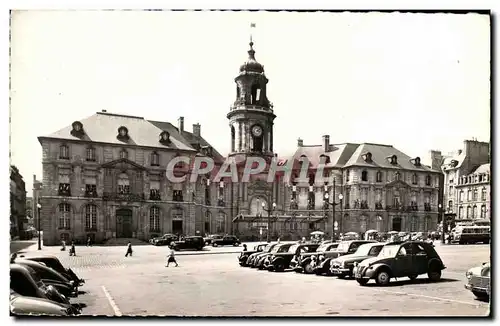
{"left": 375, "top": 270, "right": 391, "bottom": 286}
{"left": 427, "top": 269, "right": 442, "bottom": 282}
{"left": 304, "top": 263, "right": 314, "bottom": 274}
{"left": 205, "top": 241, "right": 209, "bottom": 246}
{"left": 408, "top": 274, "right": 418, "bottom": 281}
{"left": 337, "top": 274, "right": 346, "bottom": 279}
{"left": 274, "top": 263, "right": 284, "bottom": 272}
{"left": 472, "top": 291, "right": 490, "bottom": 302}
{"left": 357, "top": 279, "right": 369, "bottom": 286}
{"left": 212, "top": 243, "right": 218, "bottom": 247}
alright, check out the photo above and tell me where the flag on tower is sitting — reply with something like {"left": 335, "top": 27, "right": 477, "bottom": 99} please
{"left": 250, "top": 23, "right": 256, "bottom": 28}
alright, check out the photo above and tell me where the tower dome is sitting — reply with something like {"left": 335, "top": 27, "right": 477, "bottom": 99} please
{"left": 239, "top": 41, "right": 264, "bottom": 74}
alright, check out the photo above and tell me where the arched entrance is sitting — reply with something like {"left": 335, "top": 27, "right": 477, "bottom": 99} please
{"left": 392, "top": 216, "right": 402, "bottom": 232}
{"left": 116, "top": 208, "right": 133, "bottom": 238}
{"left": 172, "top": 207, "right": 184, "bottom": 235}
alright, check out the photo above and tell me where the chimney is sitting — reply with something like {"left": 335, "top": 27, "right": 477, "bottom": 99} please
{"left": 192, "top": 123, "right": 201, "bottom": 137}
{"left": 297, "top": 138, "right": 303, "bottom": 147}
{"left": 178, "top": 117, "right": 184, "bottom": 132}
{"left": 458, "top": 149, "right": 462, "bottom": 155}
{"left": 102, "top": 109, "right": 107, "bottom": 113}
{"left": 322, "top": 135, "right": 330, "bottom": 152}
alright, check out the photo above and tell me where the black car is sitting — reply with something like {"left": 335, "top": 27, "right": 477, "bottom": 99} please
{"left": 10, "top": 290, "right": 77, "bottom": 316}
{"left": 256, "top": 243, "right": 293, "bottom": 269}
{"left": 171, "top": 236, "right": 205, "bottom": 251}
{"left": 239, "top": 243, "right": 268, "bottom": 267}
{"left": 151, "top": 234, "right": 178, "bottom": 246}
{"left": 292, "top": 242, "right": 339, "bottom": 274}
{"left": 354, "top": 241, "right": 446, "bottom": 286}
{"left": 330, "top": 243, "right": 384, "bottom": 278}
{"left": 314, "top": 240, "right": 375, "bottom": 275}
{"left": 212, "top": 235, "right": 241, "bottom": 247}
{"left": 204, "top": 234, "right": 223, "bottom": 246}
{"left": 19, "top": 254, "right": 84, "bottom": 286}
{"left": 266, "top": 243, "right": 320, "bottom": 272}
{"left": 246, "top": 243, "right": 278, "bottom": 268}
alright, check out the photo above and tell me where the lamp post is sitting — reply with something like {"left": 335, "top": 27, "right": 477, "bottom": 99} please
{"left": 324, "top": 181, "right": 344, "bottom": 241}
{"left": 439, "top": 204, "right": 445, "bottom": 244}
{"left": 262, "top": 201, "right": 276, "bottom": 242}
{"left": 37, "top": 202, "right": 42, "bottom": 250}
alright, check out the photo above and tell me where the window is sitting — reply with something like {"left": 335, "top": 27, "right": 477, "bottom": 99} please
{"left": 394, "top": 172, "right": 401, "bottom": 181}
{"left": 308, "top": 190, "right": 315, "bottom": 210}
{"left": 58, "top": 203, "right": 71, "bottom": 229}
{"left": 473, "top": 188, "right": 478, "bottom": 201}
{"left": 85, "top": 205, "right": 97, "bottom": 230}
{"left": 85, "top": 184, "right": 97, "bottom": 197}
{"left": 320, "top": 154, "right": 331, "bottom": 164}
{"left": 481, "top": 205, "right": 486, "bottom": 218}
{"left": 117, "top": 173, "right": 130, "bottom": 194}
{"left": 150, "top": 207, "right": 160, "bottom": 232}
{"left": 467, "top": 190, "right": 471, "bottom": 201}
{"left": 120, "top": 149, "right": 128, "bottom": 159}
{"left": 472, "top": 205, "right": 477, "bottom": 219}
{"left": 346, "top": 170, "right": 350, "bottom": 182}
{"left": 216, "top": 213, "right": 226, "bottom": 234}
{"left": 390, "top": 155, "right": 398, "bottom": 165}
{"left": 412, "top": 174, "right": 418, "bottom": 185}
{"left": 459, "top": 191, "right": 464, "bottom": 202}
{"left": 479, "top": 175, "right": 483, "bottom": 182}
{"left": 58, "top": 174, "right": 71, "bottom": 196}
{"left": 59, "top": 145, "right": 69, "bottom": 159}
{"left": 376, "top": 171, "right": 382, "bottom": 183}
{"left": 448, "top": 185, "right": 453, "bottom": 195}
{"left": 151, "top": 152, "right": 160, "bottom": 166}
{"left": 481, "top": 188, "right": 487, "bottom": 201}
{"left": 361, "top": 170, "right": 368, "bottom": 182}
{"left": 466, "top": 206, "right": 471, "bottom": 218}
{"left": 425, "top": 175, "right": 431, "bottom": 186}
{"left": 458, "top": 206, "right": 463, "bottom": 218}
{"left": 205, "top": 183, "right": 211, "bottom": 205}
{"left": 86, "top": 147, "right": 96, "bottom": 161}
{"left": 448, "top": 200, "right": 453, "bottom": 209}
{"left": 173, "top": 190, "right": 183, "bottom": 202}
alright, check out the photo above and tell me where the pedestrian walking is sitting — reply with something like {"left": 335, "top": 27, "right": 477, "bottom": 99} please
{"left": 277, "top": 237, "right": 281, "bottom": 244}
{"left": 61, "top": 240, "right": 66, "bottom": 251}
{"left": 87, "top": 237, "right": 92, "bottom": 247}
{"left": 69, "top": 242, "right": 76, "bottom": 256}
{"left": 125, "top": 242, "right": 133, "bottom": 257}
{"left": 166, "top": 246, "right": 178, "bottom": 267}
{"left": 242, "top": 244, "right": 247, "bottom": 252}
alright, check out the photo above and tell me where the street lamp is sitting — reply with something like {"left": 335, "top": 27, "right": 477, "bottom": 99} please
{"left": 37, "top": 202, "right": 42, "bottom": 250}
{"left": 324, "top": 182, "right": 344, "bottom": 241}
{"left": 262, "top": 201, "right": 276, "bottom": 242}
{"left": 438, "top": 204, "right": 445, "bottom": 244}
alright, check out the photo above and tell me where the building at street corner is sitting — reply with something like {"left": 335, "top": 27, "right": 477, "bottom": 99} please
{"left": 441, "top": 140, "right": 490, "bottom": 222}
{"left": 38, "top": 39, "right": 443, "bottom": 245}
{"left": 10, "top": 165, "right": 27, "bottom": 239}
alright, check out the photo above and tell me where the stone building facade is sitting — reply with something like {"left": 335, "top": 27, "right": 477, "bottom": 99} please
{"left": 38, "top": 39, "right": 444, "bottom": 244}
{"left": 454, "top": 164, "right": 490, "bottom": 220}
{"left": 10, "top": 165, "right": 27, "bottom": 238}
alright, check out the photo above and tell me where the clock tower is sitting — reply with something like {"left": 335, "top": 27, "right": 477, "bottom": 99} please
{"left": 227, "top": 39, "right": 276, "bottom": 158}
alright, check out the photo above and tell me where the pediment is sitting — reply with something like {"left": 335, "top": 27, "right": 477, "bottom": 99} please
{"left": 385, "top": 179, "right": 410, "bottom": 189}
{"left": 101, "top": 158, "right": 146, "bottom": 171}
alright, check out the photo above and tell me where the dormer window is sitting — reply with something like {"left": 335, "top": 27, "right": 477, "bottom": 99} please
{"left": 395, "top": 172, "right": 401, "bottom": 181}
{"left": 120, "top": 149, "right": 128, "bottom": 160}
{"left": 159, "top": 131, "right": 171, "bottom": 145}
{"left": 319, "top": 154, "right": 331, "bottom": 164}
{"left": 59, "top": 144, "right": 69, "bottom": 159}
{"left": 451, "top": 160, "right": 458, "bottom": 167}
{"left": 202, "top": 146, "right": 213, "bottom": 157}
{"left": 117, "top": 126, "right": 129, "bottom": 141}
{"left": 413, "top": 157, "right": 421, "bottom": 167}
{"left": 71, "top": 121, "right": 84, "bottom": 137}
{"left": 390, "top": 155, "right": 398, "bottom": 165}
{"left": 362, "top": 152, "right": 373, "bottom": 163}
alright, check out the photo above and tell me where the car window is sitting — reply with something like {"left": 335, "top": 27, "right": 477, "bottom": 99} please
{"left": 397, "top": 243, "right": 412, "bottom": 256}
{"left": 412, "top": 244, "right": 427, "bottom": 256}
{"left": 368, "top": 245, "right": 382, "bottom": 256}
{"left": 348, "top": 243, "right": 361, "bottom": 253}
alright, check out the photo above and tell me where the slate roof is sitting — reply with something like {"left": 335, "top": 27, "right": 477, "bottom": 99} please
{"left": 39, "top": 112, "right": 221, "bottom": 158}
{"left": 470, "top": 163, "right": 490, "bottom": 175}
{"left": 287, "top": 142, "right": 440, "bottom": 173}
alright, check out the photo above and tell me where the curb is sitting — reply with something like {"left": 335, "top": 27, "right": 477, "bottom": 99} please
{"left": 175, "top": 251, "right": 241, "bottom": 256}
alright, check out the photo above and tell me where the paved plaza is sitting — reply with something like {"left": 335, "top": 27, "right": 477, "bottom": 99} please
{"left": 19, "top": 242, "right": 490, "bottom": 317}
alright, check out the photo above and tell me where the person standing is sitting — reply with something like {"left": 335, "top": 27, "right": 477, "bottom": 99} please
{"left": 69, "top": 241, "right": 76, "bottom": 256}
{"left": 87, "top": 237, "right": 92, "bottom": 247}
{"left": 125, "top": 242, "right": 133, "bottom": 257}
{"left": 242, "top": 244, "right": 248, "bottom": 252}
{"left": 166, "top": 246, "right": 178, "bottom": 267}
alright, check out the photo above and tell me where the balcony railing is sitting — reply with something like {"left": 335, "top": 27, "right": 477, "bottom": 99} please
{"left": 103, "top": 192, "right": 145, "bottom": 202}
{"left": 149, "top": 191, "right": 161, "bottom": 201}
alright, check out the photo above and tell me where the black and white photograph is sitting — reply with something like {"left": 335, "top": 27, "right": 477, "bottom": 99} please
{"left": 7, "top": 6, "right": 492, "bottom": 318}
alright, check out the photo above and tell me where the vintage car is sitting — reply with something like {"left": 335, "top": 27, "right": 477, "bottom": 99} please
{"left": 265, "top": 243, "right": 320, "bottom": 272}
{"left": 246, "top": 244, "right": 277, "bottom": 268}
{"left": 314, "top": 240, "right": 376, "bottom": 275}
{"left": 10, "top": 264, "right": 74, "bottom": 307}
{"left": 292, "top": 242, "right": 339, "bottom": 274}
{"left": 330, "top": 243, "right": 385, "bottom": 278}
{"left": 203, "top": 234, "right": 223, "bottom": 246}
{"left": 14, "top": 259, "right": 78, "bottom": 298}
{"left": 212, "top": 235, "right": 241, "bottom": 247}
{"left": 256, "top": 243, "right": 293, "bottom": 270}
{"left": 353, "top": 241, "right": 446, "bottom": 286}
{"left": 239, "top": 243, "right": 269, "bottom": 267}
{"left": 171, "top": 236, "right": 204, "bottom": 251}
{"left": 151, "top": 234, "right": 178, "bottom": 246}
{"left": 19, "top": 254, "right": 84, "bottom": 286}
{"left": 465, "top": 262, "right": 490, "bottom": 301}
{"left": 10, "top": 290, "right": 78, "bottom": 316}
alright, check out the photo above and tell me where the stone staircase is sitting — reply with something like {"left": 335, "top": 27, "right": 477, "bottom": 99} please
{"left": 102, "top": 238, "right": 150, "bottom": 246}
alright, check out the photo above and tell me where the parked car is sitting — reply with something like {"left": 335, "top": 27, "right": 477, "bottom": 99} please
{"left": 10, "top": 264, "right": 74, "bottom": 308}
{"left": 314, "top": 240, "right": 375, "bottom": 275}
{"left": 353, "top": 241, "right": 446, "bottom": 286}
{"left": 151, "top": 234, "right": 178, "bottom": 246}
{"left": 292, "top": 242, "right": 339, "bottom": 274}
{"left": 330, "top": 243, "right": 385, "bottom": 278}
{"left": 256, "top": 243, "right": 293, "bottom": 270}
{"left": 10, "top": 290, "right": 77, "bottom": 316}
{"left": 266, "top": 243, "right": 320, "bottom": 272}
{"left": 171, "top": 236, "right": 205, "bottom": 251}
{"left": 465, "top": 262, "right": 490, "bottom": 301}
{"left": 14, "top": 259, "right": 78, "bottom": 298}
{"left": 19, "top": 254, "right": 85, "bottom": 286}
{"left": 203, "top": 234, "right": 223, "bottom": 246}
{"left": 246, "top": 243, "right": 277, "bottom": 268}
{"left": 212, "top": 235, "right": 241, "bottom": 247}
{"left": 239, "top": 243, "right": 268, "bottom": 267}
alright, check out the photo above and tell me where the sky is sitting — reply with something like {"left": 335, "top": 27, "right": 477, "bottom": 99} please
{"left": 9, "top": 10, "right": 491, "bottom": 196}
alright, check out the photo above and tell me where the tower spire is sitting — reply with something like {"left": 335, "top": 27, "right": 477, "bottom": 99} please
{"left": 248, "top": 23, "right": 256, "bottom": 59}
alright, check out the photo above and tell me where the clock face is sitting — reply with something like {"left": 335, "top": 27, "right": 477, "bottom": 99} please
{"left": 252, "top": 125, "right": 263, "bottom": 137}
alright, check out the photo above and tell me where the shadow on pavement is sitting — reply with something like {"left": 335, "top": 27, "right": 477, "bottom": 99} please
{"left": 364, "top": 277, "right": 459, "bottom": 287}
{"left": 10, "top": 241, "right": 36, "bottom": 254}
